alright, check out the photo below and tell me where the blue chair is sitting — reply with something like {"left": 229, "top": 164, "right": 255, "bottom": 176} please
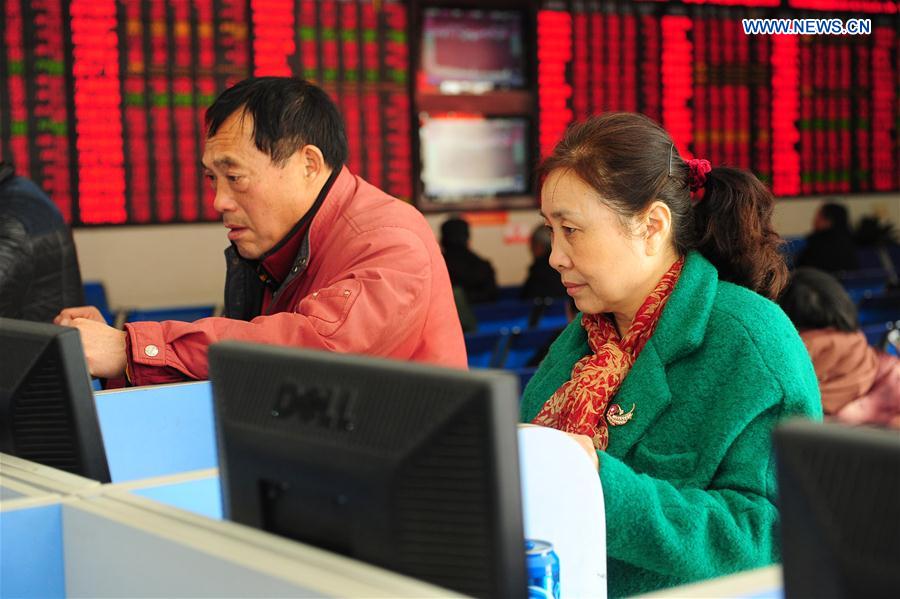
{"left": 857, "top": 291, "right": 900, "bottom": 327}
{"left": 532, "top": 297, "right": 570, "bottom": 330}
{"left": 885, "top": 328, "right": 899, "bottom": 357}
{"left": 781, "top": 237, "right": 807, "bottom": 269}
{"left": 497, "top": 285, "right": 523, "bottom": 302}
{"left": 82, "top": 280, "right": 115, "bottom": 325}
{"left": 464, "top": 330, "right": 510, "bottom": 369}
{"left": 472, "top": 300, "right": 536, "bottom": 333}
{"left": 862, "top": 321, "right": 894, "bottom": 347}
{"left": 503, "top": 327, "right": 563, "bottom": 369}
{"left": 839, "top": 268, "right": 889, "bottom": 303}
{"left": 125, "top": 305, "right": 216, "bottom": 323}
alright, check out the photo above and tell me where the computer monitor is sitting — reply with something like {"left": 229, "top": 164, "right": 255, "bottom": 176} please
{"left": 419, "top": 113, "right": 530, "bottom": 202}
{"left": 209, "top": 342, "right": 526, "bottom": 599}
{"left": 774, "top": 419, "right": 900, "bottom": 599}
{"left": 0, "top": 318, "right": 110, "bottom": 482}
{"left": 420, "top": 7, "right": 526, "bottom": 93}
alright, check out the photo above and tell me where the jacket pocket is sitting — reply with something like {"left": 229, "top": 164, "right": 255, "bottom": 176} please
{"left": 301, "top": 281, "right": 360, "bottom": 337}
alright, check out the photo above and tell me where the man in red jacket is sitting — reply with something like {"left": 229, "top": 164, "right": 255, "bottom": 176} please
{"left": 55, "top": 77, "right": 466, "bottom": 385}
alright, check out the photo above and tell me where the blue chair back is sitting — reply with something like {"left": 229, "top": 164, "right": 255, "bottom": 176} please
{"left": 862, "top": 322, "right": 894, "bottom": 347}
{"left": 781, "top": 237, "right": 807, "bottom": 268}
{"left": 839, "top": 268, "right": 889, "bottom": 303}
{"left": 533, "top": 297, "right": 570, "bottom": 330}
{"left": 886, "top": 329, "right": 900, "bottom": 357}
{"left": 472, "top": 300, "right": 536, "bottom": 333}
{"left": 125, "top": 305, "right": 216, "bottom": 323}
{"left": 857, "top": 291, "right": 900, "bottom": 327}
{"left": 83, "top": 281, "right": 114, "bottom": 325}
{"left": 464, "top": 330, "right": 509, "bottom": 369}
{"left": 497, "top": 285, "right": 523, "bottom": 302}
{"left": 504, "top": 327, "right": 563, "bottom": 369}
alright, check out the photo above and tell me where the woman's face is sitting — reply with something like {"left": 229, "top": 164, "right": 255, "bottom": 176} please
{"left": 540, "top": 169, "right": 658, "bottom": 321}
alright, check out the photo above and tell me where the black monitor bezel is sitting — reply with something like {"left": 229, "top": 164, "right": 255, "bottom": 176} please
{"left": 0, "top": 318, "right": 110, "bottom": 483}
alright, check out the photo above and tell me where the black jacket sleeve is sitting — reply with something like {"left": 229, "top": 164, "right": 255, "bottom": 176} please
{"left": 0, "top": 214, "right": 34, "bottom": 318}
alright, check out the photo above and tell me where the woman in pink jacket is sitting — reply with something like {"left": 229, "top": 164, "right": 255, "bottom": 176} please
{"left": 779, "top": 267, "right": 900, "bottom": 429}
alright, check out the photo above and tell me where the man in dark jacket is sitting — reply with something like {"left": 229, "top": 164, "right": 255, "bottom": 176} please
{"left": 0, "top": 161, "right": 84, "bottom": 321}
{"left": 796, "top": 202, "right": 860, "bottom": 273}
{"left": 440, "top": 217, "right": 498, "bottom": 304}
{"left": 521, "top": 223, "right": 567, "bottom": 300}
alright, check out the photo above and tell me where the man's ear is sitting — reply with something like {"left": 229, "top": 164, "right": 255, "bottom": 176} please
{"left": 297, "top": 144, "right": 327, "bottom": 179}
{"left": 642, "top": 200, "right": 673, "bottom": 256}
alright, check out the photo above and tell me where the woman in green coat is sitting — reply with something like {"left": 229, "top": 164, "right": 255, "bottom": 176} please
{"left": 522, "top": 113, "right": 821, "bottom": 598}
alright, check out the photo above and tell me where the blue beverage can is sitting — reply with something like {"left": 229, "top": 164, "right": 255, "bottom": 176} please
{"left": 526, "top": 539, "right": 560, "bottom": 599}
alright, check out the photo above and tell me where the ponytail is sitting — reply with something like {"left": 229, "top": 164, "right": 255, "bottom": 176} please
{"left": 691, "top": 167, "right": 787, "bottom": 300}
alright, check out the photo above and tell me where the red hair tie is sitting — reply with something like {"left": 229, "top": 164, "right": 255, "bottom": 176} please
{"left": 687, "top": 158, "right": 712, "bottom": 204}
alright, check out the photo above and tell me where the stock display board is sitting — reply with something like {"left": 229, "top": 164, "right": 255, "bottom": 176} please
{"left": 0, "top": 0, "right": 897, "bottom": 225}
{"left": 0, "top": 0, "right": 410, "bottom": 225}
{"left": 538, "top": 0, "right": 898, "bottom": 197}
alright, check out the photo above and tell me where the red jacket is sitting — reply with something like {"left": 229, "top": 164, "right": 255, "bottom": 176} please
{"left": 124, "top": 167, "right": 466, "bottom": 385}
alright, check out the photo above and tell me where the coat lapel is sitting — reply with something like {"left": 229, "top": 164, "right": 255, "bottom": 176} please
{"left": 604, "top": 252, "right": 718, "bottom": 458}
{"left": 605, "top": 339, "right": 672, "bottom": 457}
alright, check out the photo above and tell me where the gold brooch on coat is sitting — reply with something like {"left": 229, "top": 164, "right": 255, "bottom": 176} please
{"left": 607, "top": 403, "right": 635, "bottom": 426}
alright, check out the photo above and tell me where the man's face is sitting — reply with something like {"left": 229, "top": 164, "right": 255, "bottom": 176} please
{"left": 202, "top": 111, "right": 313, "bottom": 259}
{"left": 813, "top": 207, "right": 830, "bottom": 232}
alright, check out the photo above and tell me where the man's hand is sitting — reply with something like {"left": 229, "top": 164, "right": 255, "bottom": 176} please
{"left": 58, "top": 318, "right": 127, "bottom": 379}
{"left": 54, "top": 305, "right": 107, "bottom": 325}
{"left": 566, "top": 432, "right": 600, "bottom": 471}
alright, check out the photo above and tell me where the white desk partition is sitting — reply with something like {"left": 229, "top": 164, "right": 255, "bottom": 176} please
{"left": 518, "top": 425, "right": 607, "bottom": 599}
{"left": 0, "top": 453, "right": 100, "bottom": 499}
{"left": 62, "top": 491, "right": 464, "bottom": 598}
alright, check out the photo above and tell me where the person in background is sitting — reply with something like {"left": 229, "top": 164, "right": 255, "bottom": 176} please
{"left": 521, "top": 113, "right": 821, "bottom": 597}
{"left": 0, "top": 160, "right": 85, "bottom": 321}
{"left": 440, "top": 216, "right": 498, "bottom": 304}
{"left": 521, "top": 223, "right": 567, "bottom": 300}
{"left": 779, "top": 267, "right": 900, "bottom": 429}
{"left": 54, "top": 77, "right": 466, "bottom": 384}
{"left": 795, "top": 201, "right": 860, "bottom": 273}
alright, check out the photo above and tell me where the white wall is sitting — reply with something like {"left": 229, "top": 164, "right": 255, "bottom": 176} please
{"left": 74, "top": 194, "right": 899, "bottom": 309}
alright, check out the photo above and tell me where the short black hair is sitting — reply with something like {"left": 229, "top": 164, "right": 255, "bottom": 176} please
{"left": 819, "top": 202, "right": 851, "bottom": 232}
{"left": 205, "top": 77, "right": 348, "bottom": 169}
{"left": 778, "top": 267, "right": 859, "bottom": 333}
{"left": 441, "top": 217, "right": 470, "bottom": 248}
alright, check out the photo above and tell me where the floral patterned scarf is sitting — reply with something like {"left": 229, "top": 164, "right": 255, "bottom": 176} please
{"left": 532, "top": 258, "right": 684, "bottom": 451}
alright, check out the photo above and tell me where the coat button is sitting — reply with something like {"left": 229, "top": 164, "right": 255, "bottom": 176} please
{"left": 144, "top": 344, "right": 160, "bottom": 358}
{"left": 343, "top": 290, "right": 350, "bottom": 297}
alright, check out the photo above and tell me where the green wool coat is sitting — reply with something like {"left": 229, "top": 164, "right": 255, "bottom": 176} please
{"left": 520, "top": 252, "right": 822, "bottom": 598}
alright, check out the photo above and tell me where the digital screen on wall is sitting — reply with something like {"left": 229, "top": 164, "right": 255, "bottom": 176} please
{"left": 2, "top": 1, "right": 896, "bottom": 227}
{"left": 0, "top": 0, "right": 412, "bottom": 226}
{"left": 420, "top": 8, "right": 526, "bottom": 93}
{"left": 419, "top": 114, "right": 530, "bottom": 202}
{"left": 536, "top": 0, "right": 899, "bottom": 197}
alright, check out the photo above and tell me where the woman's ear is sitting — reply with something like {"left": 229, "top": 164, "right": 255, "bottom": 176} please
{"left": 642, "top": 200, "right": 673, "bottom": 256}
